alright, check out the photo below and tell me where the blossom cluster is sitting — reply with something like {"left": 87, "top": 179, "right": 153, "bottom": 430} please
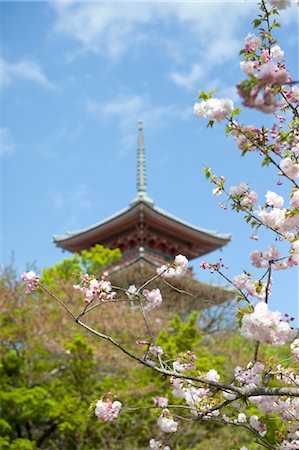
{"left": 157, "top": 409, "right": 178, "bottom": 433}
{"left": 291, "top": 338, "right": 299, "bottom": 362}
{"left": 240, "top": 302, "right": 296, "bottom": 346}
{"left": 173, "top": 351, "right": 197, "bottom": 372}
{"left": 170, "top": 368, "right": 220, "bottom": 417}
{"left": 156, "top": 254, "right": 188, "bottom": 278}
{"left": 250, "top": 244, "right": 286, "bottom": 270}
{"left": 73, "top": 272, "right": 116, "bottom": 304}
{"left": 149, "top": 439, "right": 170, "bottom": 450}
{"left": 234, "top": 362, "right": 264, "bottom": 388}
{"left": 94, "top": 398, "right": 122, "bottom": 422}
{"left": 232, "top": 271, "right": 267, "bottom": 299}
{"left": 21, "top": 270, "right": 40, "bottom": 294}
{"left": 193, "top": 98, "right": 234, "bottom": 122}
{"left": 143, "top": 288, "right": 163, "bottom": 312}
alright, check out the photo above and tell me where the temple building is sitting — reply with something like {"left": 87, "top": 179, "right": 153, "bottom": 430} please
{"left": 53, "top": 122, "right": 233, "bottom": 311}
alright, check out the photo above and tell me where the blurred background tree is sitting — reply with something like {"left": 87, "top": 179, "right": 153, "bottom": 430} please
{"left": 0, "top": 248, "right": 287, "bottom": 449}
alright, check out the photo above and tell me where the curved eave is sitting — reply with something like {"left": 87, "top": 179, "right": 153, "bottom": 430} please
{"left": 53, "top": 200, "right": 231, "bottom": 255}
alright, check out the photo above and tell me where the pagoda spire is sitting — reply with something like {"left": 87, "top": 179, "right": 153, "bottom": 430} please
{"left": 131, "top": 120, "right": 153, "bottom": 205}
{"left": 137, "top": 120, "right": 146, "bottom": 194}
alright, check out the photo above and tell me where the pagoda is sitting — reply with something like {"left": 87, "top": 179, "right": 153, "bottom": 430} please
{"left": 53, "top": 122, "right": 233, "bottom": 311}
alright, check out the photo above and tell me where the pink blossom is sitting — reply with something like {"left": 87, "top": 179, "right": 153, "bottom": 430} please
{"left": 290, "top": 190, "right": 299, "bottom": 207}
{"left": 265, "top": 190, "right": 284, "bottom": 208}
{"left": 267, "top": 0, "right": 291, "bottom": 9}
{"left": 126, "top": 284, "right": 137, "bottom": 299}
{"left": 234, "top": 362, "right": 264, "bottom": 387}
{"left": 249, "top": 414, "right": 267, "bottom": 435}
{"left": 233, "top": 125, "right": 262, "bottom": 152}
{"left": 173, "top": 351, "right": 197, "bottom": 373}
{"left": 233, "top": 273, "right": 251, "bottom": 289}
{"left": 285, "top": 85, "right": 299, "bottom": 103}
{"left": 149, "top": 439, "right": 170, "bottom": 450}
{"left": 259, "top": 61, "right": 289, "bottom": 86}
{"left": 73, "top": 273, "right": 116, "bottom": 304}
{"left": 21, "top": 271, "right": 40, "bottom": 294}
{"left": 229, "top": 183, "right": 249, "bottom": 197}
{"left": 143, "top": 288, "right": 163, "bottom": 312}
{"left": 250, "top": 250, "right": 265, "bottom": 268}
{"left": 246, "top": 280, "right": 267, "bottom": 299}
{"left": 244, "top": 33, "right": 262, "bottom": 52}
{"left": 257, "top": 207, "right": 286, "bottom": 230}
{"left": 94, "top": 399, "right": 122, "bottom": 422}
{"left": 157, "top": 409, "right": 178, "bottom": 433}
{"left": 250, "top": 245, "right": 280, "bottom": 269}
{"left": 240, "top": 302, "right": 297, "bottom": 346}
{"left": 260, "top": 49, "right": 271, "bottom": 63}
{"left": 157, "top": 254, "right": 188, "bottom": 278}
{"left": 149, "top": 344, "right": 164, "bottom": 357}
{"left": 237, "top": 413, "right": 247, "bottom": 423}
{"left": 238, "top": 83, "right": 285, "bottom": 114}
{"left": 199, "top": 261, "right": 212, "bottom": 270}
{"left": 240, "top": 61, "right": 255, "bottom": 74}
{"left": 194, "top": 98, "right": 234, "bottom": 122}
{"left": 290, "top": 338, "right": 299, "bottom": 362}
{"left": 240, "top": 190, "right": 258, "bottom": 208}
{"left": 273, "top": 260, "right": 289, "bottom": 270}
{"left": 270, "top": 45, "right": 284, "bottom": 60}
{"left": 205, "top": 369, "right": 220, "bottom": 383}
{"left": 154, "top": 397, "right": 168, "bottom": 408}
{"left": 280, "top": 157, "right": 299, "bottom": 180}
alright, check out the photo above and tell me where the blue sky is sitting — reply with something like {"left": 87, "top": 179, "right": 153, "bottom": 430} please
{"left": 1, "top": 1, "right": 298, "bottom": 318}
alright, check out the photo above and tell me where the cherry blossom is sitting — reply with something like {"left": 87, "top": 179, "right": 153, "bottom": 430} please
{"left": 280, "top": 157, "right": 299, "bottom": 180}
{"left": 157, "top": 409, "right": 178, "bottom": 433}
{"left": 259, "top": 61, "right": 289, "bottom": 86}
{"left": 149, "top": 439, "right": 170, "bottom": 450}
{"left": 249, "top": 415, "right": 267, "bottom": 436}
{"left": 265, "top": 190, "right": 284, "bottom": 208}
{"left": 94, "top": 399, "right": 122, "bottom": 422}
{"left": 237, "top": 413, "right": 247, "bottom": 423}
{"left": 240, "top": 302, "right": 297, "bottom": 346}
{"left": 21, "top": 270, "right": 40, "bottom": 293}
{"left": 270, "top": 44, "right": 284, "bottom": 60}
{"left": 143, "top": 288, "right": 163, "bottom": 312}
{"left": 244, "top": 33, "right": 261, "bottom": 52}
{"left": 126, "top": 284, "right": 137, "bottom": 299}
{"left": 154, "top": 397, "right": 168, "bottom": 408}
{"left": 193, "top": 98, "right": 234, "bottom": 122}
{"left": 267, "top": 0, "right": 291, "bottom": 9}
{"left": 156, "top": 254, "right": 188, "bottom": 278}
{"left": 149, "top": 344, "right": 164, "bottom": 357}
{"left": 240, "top": 61, "right": 255, "bottom": 74}
{"left": 234, "top": 362, "right": 264, "bottom": 387}
{"left": 286, "top": 86, "right": 299, "bottom": 103}
{"left": 205, "top": 369, "right": 220, "bottom": 383}
{"left": 290, "top": 338, "right": 299, "bottom": 362}
{"left": 73, "top": 273, "right": 116, "bottom": 304}
{"left": 250, "top": 245, "right": 280, "bottom": 269}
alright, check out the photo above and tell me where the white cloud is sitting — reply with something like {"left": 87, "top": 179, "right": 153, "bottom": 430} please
{"left": 86, "top": 93, "right": 191, "bottom": 156}
{"left": 51, "top": 1, "right": 297, "bottom": 90}
{"left": 0, "top": 58, "right": 54, "bottom": 88}
{"left": 170, "top": 63, "right": 204, "bottom": 90}
{"left": 52, "top": 2, "right": 155, "bottom": 58}
{"left": 0, "top": 128, "right": 15, "bottom": 156}
{"left": 51, "top": 2, "right": 257, "bottom": 60}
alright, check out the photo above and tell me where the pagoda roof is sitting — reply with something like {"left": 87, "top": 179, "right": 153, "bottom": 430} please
{"left": 53, "top": 198, "right": 230, "bottom": 259}
{"left": 53, "top": 121, "right": 231, "bottom": 260}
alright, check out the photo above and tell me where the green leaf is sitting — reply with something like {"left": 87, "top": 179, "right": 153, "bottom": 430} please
{"left": 253, "top": 18, "right": 262, "bottom": 28}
